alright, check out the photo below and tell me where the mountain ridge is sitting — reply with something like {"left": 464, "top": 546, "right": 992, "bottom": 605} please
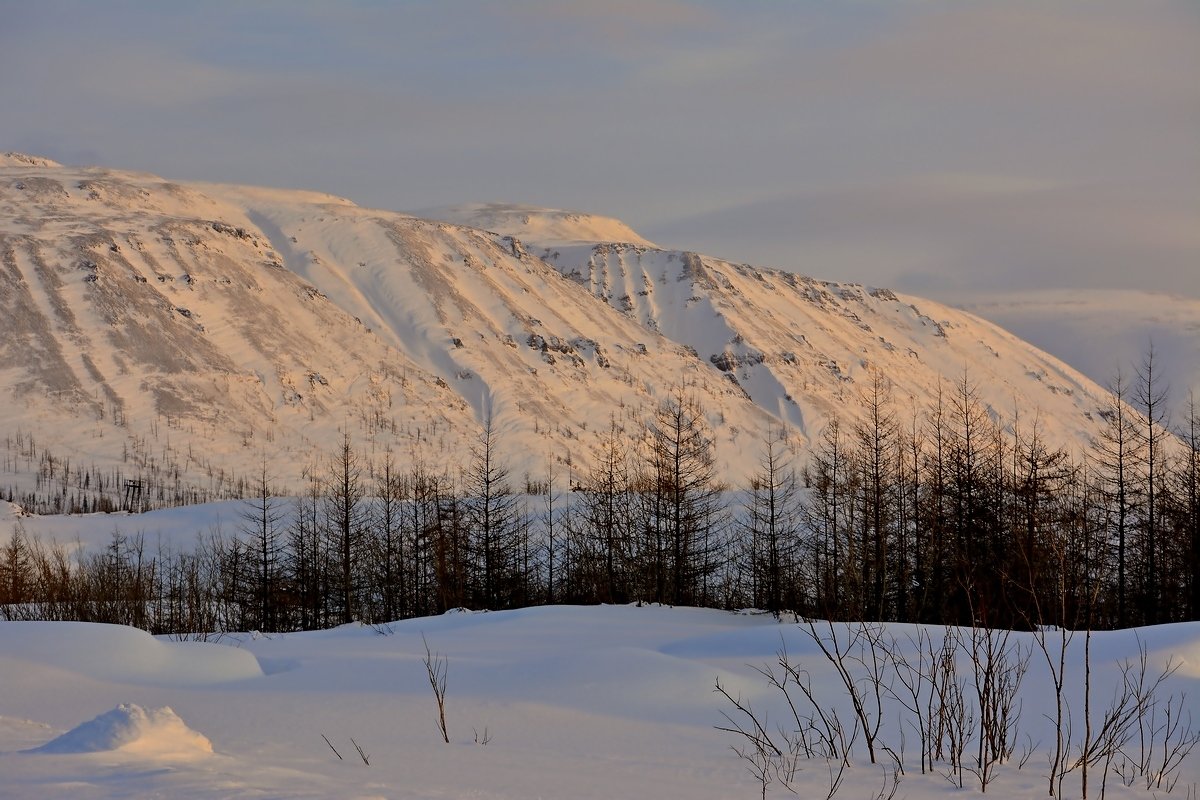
{"left": 1, "top": 155, "right": 1119, "bottom": 496}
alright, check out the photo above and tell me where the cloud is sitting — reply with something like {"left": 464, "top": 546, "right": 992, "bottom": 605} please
{"left": 1, "top": 1, "right": 1196, "bottom": 301}
{"left": 829, "top": 2, "right": 1200, "bottom": 104}
{"left": 645, "top": 170, "right": 1200, "bottom": 297}
{"left": 503, "top": 0, "right": 717, "bottom": 41}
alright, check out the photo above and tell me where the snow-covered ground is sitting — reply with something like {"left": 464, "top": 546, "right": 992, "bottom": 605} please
{"left": 2, "top": 502, "right": 1198, "bottom": 799}
{"left": 1, "top": 605, "right": 1197, "bottom": 799}
{"left": 1, "top": 498, "right": 242, "bottom": 555}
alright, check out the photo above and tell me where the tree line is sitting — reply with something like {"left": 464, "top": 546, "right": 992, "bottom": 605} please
{"left": 797, "top": 359, "right": 1199, "bottom": 631}
{"left": 2, "top": 358, "right": 1198, "bottom": 634}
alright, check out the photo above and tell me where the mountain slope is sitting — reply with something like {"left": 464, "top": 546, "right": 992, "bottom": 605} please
{"left": 204, "top": 183, "right": 775, "bottom": 475}
{"left": 0, "top": 161, "right": 773, "bottom": 488}
{"left": 553, "top": 244, "right": 1107, "bottom": 445}
{"left": 412, "top": 202, "right": 656, "bottom": 248}
{"left": 0, "top": 162, "right": 482, "bottom": 485}
{"left": 956, "top": 289, "right": 1200, "bottom": 405}
{"left": 1, "top": 156, "right": 1120, "bottom": 496}
{"left": 417, "top": 209, "right": 1115, "bottom": 451}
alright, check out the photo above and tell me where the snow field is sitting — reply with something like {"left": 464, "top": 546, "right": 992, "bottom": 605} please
{"left": 0, "top": 604, "right": 1196, "bottom": 799}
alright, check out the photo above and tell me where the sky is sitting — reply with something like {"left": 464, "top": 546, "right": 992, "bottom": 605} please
{"left": 2, "top": 0, "right": 1198, "bottom": 300}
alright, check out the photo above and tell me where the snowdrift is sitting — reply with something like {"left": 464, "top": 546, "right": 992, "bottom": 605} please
{"left": 33, "top": 704, "right": 212, "bottom": 759}
{"left": 0, "top": 622, "right": 264, "bottom": 686}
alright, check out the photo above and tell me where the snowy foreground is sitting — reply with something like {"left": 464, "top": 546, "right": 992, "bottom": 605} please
{"left": 0, "top": 604, "right": 1196, "bottom": 799}
{"left": 3, "top": 497, "right": 1200, "bottom": 799}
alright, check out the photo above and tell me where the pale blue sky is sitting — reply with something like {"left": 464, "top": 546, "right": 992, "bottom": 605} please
{"left": 3, "top": 1, "right": 1197, "bottom": 298}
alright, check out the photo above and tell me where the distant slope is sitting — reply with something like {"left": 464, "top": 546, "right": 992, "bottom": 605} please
{"left": 1, "top": 152, "right": 62, "bottom": 168}
{"left": 0, "top": 156, "right": 1122, "bottom": 496}
{"left": 957, "top": 290, "right": 1200, "bottom": 406}
{"left": 537, "top": 243, "right": 1111, "bottom": 449}
{"left": 0, "top": 161, "right": 482, "bottom": 488}
{"left": 0, "top": 161, "right": 772, "bottom": 488}
{"left": 205, "top": 183, "right": 774, "bottom": 480}
{"left": 414, "top": 202, "right": 656, "bottom": 248}
{"left": 417, "top": 205, "right": 1116, "bottom": 449}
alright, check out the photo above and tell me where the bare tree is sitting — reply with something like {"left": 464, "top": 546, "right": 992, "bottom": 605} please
{"left": 580, "top": 416, "right": 633, "bottom": 604}
{"left": 406, "top": 460, "right": 444, "bottom": 617}
{"left": 370, "top": 447, "right": 407, "bottom": 623}
{"left": 464, "top": 415, "right": 520, "bottom": 610}
{"left": 542, "top": 454, "right": 560, "bottom": 605}
{"left": 803, "top": 418, "right": 852, "bottom": 618}
{"left": 1174, "top": 392, "right": 1200, "bottom": 621}
{"left": 716, "top": 637, "right": 861, "bottom": 798}
{"left": 639, "top": 386, "right": 725, "bottom": 606}
{"left": 741, "top": 425, "right": 801, "bottom": 616}
{"left": 0, "top": 523, "right": 33, "bottom": 610}
{"left": 851, "top": 368, "right": 900, "bottom": 621}
{"left": 287, "top": 465, "right": 327, "bottom": 629}
{"left": 967, "top": 625, "right": 1030, "bottom": 792}
{"left": 1134, "top": 344, "right": 1170, "bottom": 624}
{"left": 240, "top": 456, "right": 285, "bottom": 631}
{"left": 422, "top": 634, "right": 450, "bottom": 743}
{"left": 800, "top": 618, "right": 892, "bottom": 765}
{"left": 1091, "top": 369, "right": 1140, "bottom": 628}
{"left": 327, "top": 431, "right": 366, "bottom": 625}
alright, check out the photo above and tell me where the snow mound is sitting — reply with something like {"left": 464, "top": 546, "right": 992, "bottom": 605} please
{"left": 0, "top": 500, "right": 26, "bottom": 522}
{"left": 1, "top": 152, "right": 62, "bottom": 168}
{"left": 0, "top": 621, "right": 265, "bottom": 685}
{"left": 33, "top": 704, "right": 212, "bottom": 759}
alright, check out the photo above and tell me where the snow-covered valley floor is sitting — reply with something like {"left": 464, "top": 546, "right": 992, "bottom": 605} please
{"left": 1, "top": 500, "right": 1198, "bottom": 798}
{"left": 0, "top": 603, "right": 1197, "bottom": 799}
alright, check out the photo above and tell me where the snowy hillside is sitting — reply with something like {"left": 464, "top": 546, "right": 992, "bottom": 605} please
{"left": 1, "top": 155, "right": 1121, "bottom": 496}
{"left": 413, "top": 202, "right": 656, "bottom": 248}
{"left": 420, "top": 205, "right": 1116, "bottom": 447}
{"left": 958, "top": 290, "right": 1200, "bottom": 407}
{"left": 204, "top": 182, "right": 774, "bottom": 478}
{"left": 0, "top": 160, "right": 482, "bottom": 490}
{"left": 541, "top": 243, "right": 1108, "bottom": 446}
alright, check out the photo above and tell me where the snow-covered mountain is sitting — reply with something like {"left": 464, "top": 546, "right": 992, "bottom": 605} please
{"left": 412, "top": 202, "right": 656, "bottom": 249}
{"left": 1, "top": 155, "right": 1119, "bottom": 492}
{"left": 421, "top": 204, "right": 1116, "bottom": 447}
